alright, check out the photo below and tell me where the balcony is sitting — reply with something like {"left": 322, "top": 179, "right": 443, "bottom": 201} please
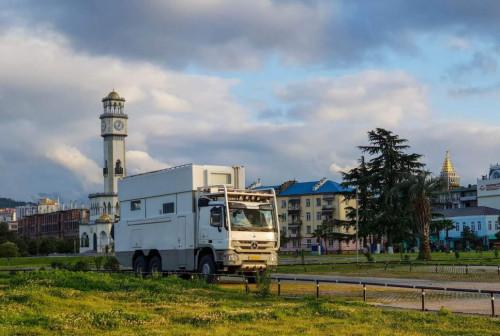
{"left": 115, "top": 167, "right": 124, "bottom": 175}
{"left": 288, "top": 220, "right": 302, "bottom": 228}
{"left": 288, "top": 203, "right": 301, "bottom": 213}
{"left": 322, "top": 204, "right": 334, "bottom": 213}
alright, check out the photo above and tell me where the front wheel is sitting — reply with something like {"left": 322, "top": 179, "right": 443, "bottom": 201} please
{"left": 197, "top": 255, "right": 216, "bottom": 283}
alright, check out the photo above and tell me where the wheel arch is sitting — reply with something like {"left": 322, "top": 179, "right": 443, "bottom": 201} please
{"left": 195, "top": 247, "right": 215, "bottom": 269}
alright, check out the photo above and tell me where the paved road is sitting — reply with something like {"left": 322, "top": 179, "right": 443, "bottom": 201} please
{"left": 271, "top": 273, "right": 500, "bottom": 315}
{"left": 272, "top": 273, "right": 500, "bottom": 291}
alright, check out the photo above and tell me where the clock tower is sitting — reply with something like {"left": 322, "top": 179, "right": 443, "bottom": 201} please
{"left": 100, "top": 90, "right": 128, "bottom": 193}
{"left": 80, "top": 90, "right": 128, "bottom": 254}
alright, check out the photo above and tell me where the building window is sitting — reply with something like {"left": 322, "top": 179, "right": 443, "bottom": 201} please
{"left": 456, "top": 224, "right": 460, "bottom": 232}
{"left": 292, "top": 240, "right": 298, "bottom": 248}
{"left": 306, "top": 225, "right": 311, "bottom": 234}
{"left": 489, "top": 222, "right": 492, "bottom": 231}
{"left": 306, "top": 199, "right": 311, "bottom": 207}
{"left": 306, "top": 212, "right": 311, "bottom": 221}
{"left": 328, "top": 239, "right": 334, "bottom": 246}
{"left": 130, "top": 200, "right": 141, "bottom": 211}
{"left": 281, "top": 200, "right": 286, "bottom": 209}
{"left": 306, "top": 239, "right": 312, "bottom": 248}
{"left": 316, "top": 212, "right": 321, "bottom": 221}
{"left": 162, "top": 202, "right": 175, "bottom": 214}
{"left": 478, "top": 223, "right": 481, "bottom": 231}
{"left": 471, "top": 224, "right": 475, "bottom": 231}
{"left": 316, "top": 198, "right": 321, "bottom": 207}
{"left": 291, "top": 228, "right": 297, "bottom": 235}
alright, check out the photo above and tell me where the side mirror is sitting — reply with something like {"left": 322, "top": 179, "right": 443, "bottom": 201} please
{"left": 210, "top": 207, "right": 223, "bottom": 227}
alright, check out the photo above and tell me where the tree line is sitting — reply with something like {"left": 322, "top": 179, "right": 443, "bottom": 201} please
{"left": 0, "top": 222, "right": 77, "bottom": 258}
{"left": 315, "top": 128, "right": 456, "bottom": 260}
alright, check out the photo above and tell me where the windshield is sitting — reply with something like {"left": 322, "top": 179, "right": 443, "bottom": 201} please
{"left": 229, "top": 208, "right": 274, "bottom": 231}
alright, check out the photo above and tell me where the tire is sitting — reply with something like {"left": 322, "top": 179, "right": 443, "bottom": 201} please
{"left": 133, "top": 255, "right": 147, "bottom": 277}
{"left": 197, "top": 255, "right": 216, "bottom": 283}
{"left": 148, "top": 255, "right": 162, "bottom": 274}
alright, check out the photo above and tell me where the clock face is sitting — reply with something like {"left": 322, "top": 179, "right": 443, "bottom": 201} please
{"left": 114, "top": 120, "right": 124, "bottom": 131}
{"left": 101, "top": 120, "right": 106, "bottom": 132}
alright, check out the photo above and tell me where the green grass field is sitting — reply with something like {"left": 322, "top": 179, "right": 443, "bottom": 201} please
{"left": 0, "top": 271, "right": 499, "bottom": 335}
{"left": 280, "top": 251, "right": 500, "bottom": 265}
{"left": 277, "top": 263, "right": 500, "bottom": 282}
{"left": 0, "top": 256, "right": 94, "bottom": 269}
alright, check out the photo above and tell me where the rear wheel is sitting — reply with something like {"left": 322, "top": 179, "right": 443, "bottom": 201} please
{"left": 133, "top": 255, "right": 147, "bottom": 277}
{"left": 148, "top": 255, "right": 162, "bottom": 275}
{"left": 197, "top": 255, "right": 216, "bottom": 283}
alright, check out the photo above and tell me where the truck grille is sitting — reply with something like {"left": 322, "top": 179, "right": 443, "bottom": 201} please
{"left": 232, "top": 240, "right": 275, "bottom": 251}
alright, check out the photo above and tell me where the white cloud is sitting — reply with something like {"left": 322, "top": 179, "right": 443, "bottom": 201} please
{"left": 0, "top": 26, "right": 497, "bottom": 201}
{"left": 126, "top": 150, "right": 170, "bottom": 175}
{"left": 45, "top": 145, "right": 101, "bottom": 188}
{"left": 278, "top": 70, "right": 429, "bottom": 127}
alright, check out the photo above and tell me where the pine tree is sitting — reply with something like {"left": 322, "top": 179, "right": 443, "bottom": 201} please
{"left": 343, "top": 128, "right": 425, "bottom": 248}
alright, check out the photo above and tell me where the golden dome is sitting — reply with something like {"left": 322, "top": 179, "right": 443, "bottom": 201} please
{"left": 102, "top": 90, "right": 124, "bottom": 101}
{"left": 39, "top": 197, "right": 57, "bottom": 206}
{"left": 96, "top": 213, "right": 113, "bottom": 223}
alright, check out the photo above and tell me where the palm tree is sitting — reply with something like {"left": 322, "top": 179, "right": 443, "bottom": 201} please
{"left": 397, "top": 172, "right": 444, "bottom": 260}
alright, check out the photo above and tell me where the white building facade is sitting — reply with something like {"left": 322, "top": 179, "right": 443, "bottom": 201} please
{"left": 437, "top": 207, "right": 500, "bottom": 249}
{"left": 80, "top": 90, "right": 128, "bottom": 253}
{"left": 477, "top": 164, "right": 500, "bottom": 209}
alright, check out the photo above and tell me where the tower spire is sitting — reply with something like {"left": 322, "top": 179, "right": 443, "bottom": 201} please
{"left": 440, "top": 150, "right": 460, "bottom": 190}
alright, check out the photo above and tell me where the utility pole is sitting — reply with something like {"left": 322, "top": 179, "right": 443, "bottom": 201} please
{"left": 356, "top": 187, "right": 359, "bottom": 264}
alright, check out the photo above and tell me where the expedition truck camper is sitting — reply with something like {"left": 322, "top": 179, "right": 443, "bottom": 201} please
{"left": 115, "top": 164, "right": 280, "bottom": 277}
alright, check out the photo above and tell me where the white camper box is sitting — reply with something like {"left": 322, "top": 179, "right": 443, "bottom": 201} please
{"left": 115, "top": 164, "right": 279, "bottom": 275}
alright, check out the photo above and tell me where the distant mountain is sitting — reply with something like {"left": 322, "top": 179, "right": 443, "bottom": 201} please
{"left": 0, "top": 197, "right": 29, "bottom": 208}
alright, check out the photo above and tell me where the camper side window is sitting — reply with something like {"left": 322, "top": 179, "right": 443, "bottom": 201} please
{"left": 210, "top": 207, "right": 223, "bottom": 227}
{"left": 162, "top": 202, "right": 175, "bottom": 214}
{"left": 130, "top": 200, "right": 141, "bottom": 211}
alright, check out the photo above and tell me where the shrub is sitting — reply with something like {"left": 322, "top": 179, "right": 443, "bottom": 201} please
{"left": 39, "top": 238, "right": 57, "bottom": 255}
{"left": 73, "top": 260, "right": 91, "bottom": 271}
{"left": 438, "top": 306, "right": 452, "bottom": 316}
{"left": 403, "top": 254, "right": 410, "bottom": 262}
{"left": 0, "top": 241, "right": 19, "bottom": 258}
{"left": 454, "top": 251, "right": 460, "bottom": 259}
{"left": 494, "top": 248, "right": 499, "bottom": 259}
{"left": 94, "top": 256, "right": 105, "bottom": 270}
{"left": 103, "top": 257, "right": 120, "bottom": 271}
{"left": 51, "top": 261, "right": 63, "bottom": 269}
{"left": 256, "top": 271, "right": 272, "bottom": 297}
{"left": 363, "top": 251, "right": 374, "bottom": 262}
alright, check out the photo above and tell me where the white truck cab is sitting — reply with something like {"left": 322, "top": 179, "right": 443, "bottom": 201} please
{"left": 114, "top": 164, "right": 279, "bottom": 276}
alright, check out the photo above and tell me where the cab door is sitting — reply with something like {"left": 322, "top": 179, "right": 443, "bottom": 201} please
{"left": 199, "top": 206, "right": 228, "bottom": 249}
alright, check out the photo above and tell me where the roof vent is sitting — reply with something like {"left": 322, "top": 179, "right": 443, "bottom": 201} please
{"left": 313, "top": 178, "right": 327, "bottom": 191}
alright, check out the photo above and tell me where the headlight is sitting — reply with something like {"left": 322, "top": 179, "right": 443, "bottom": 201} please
{"left": 226, "top": 253, "right": 239, "bottom": 262}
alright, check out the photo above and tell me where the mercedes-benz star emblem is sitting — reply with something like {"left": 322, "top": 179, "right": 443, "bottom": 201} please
{"left": 250, "top": 241, "right": 258, "bottom": 249}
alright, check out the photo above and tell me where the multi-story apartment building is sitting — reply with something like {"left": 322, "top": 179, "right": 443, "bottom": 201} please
{"left": 0, "top": 208, "right": 18, "bottom": 232}
{"left": 258, "top": 178, "right": 357, "bottom": 253}
{"left": 16, "top": 198, "right": 61, "bottom": 220}
{"left": 433, "top": 184, "right": 477, "bottom": 209}
{"left": 0, "top": 208, "right": 16, "bottom": 223}
{"left": 17, "top": 208, "right": 89, "bottom": 241}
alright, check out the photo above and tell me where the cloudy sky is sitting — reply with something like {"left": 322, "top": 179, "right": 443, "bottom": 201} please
{"left": 2, "top": 0, "right": 500, "bottom": 202}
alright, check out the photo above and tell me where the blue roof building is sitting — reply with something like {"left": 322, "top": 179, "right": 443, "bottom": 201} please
{"left": 251, "top": 178, "right": 357, "bottom": 253}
